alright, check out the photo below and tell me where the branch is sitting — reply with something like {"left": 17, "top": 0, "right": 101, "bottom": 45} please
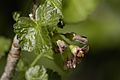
{"left": 0, "top": 35, "right": 21, "bottom": 80}
{"left": 0, "top": 1, "right": 37, "bottom": 80}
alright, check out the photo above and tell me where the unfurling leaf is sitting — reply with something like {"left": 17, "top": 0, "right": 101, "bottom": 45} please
{"left": 36, "top": 0, "right": 63, "bottom": 31}
{"left": 14, "top": 17, "right": 37, "bottom": 52}
{"left": 25, "top": 65, "right": 48, "bottom": 80}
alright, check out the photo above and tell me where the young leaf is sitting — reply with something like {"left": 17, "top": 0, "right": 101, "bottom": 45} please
{"left": 36, "top": 0, "right": 63, "bottom": 31}
{"left": 14, "top": 17, "right": 37, "bottom": 52}
{"left": 25, "top": 65, "right": 48, "bottom": 80}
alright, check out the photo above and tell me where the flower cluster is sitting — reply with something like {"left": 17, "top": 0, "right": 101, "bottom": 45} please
{"left": 55, "top": 33, "right": 89, "bottom": 69}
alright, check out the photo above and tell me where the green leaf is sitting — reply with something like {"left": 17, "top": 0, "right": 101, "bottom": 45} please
{"left": 25, "top": 65, "right": 48, "bottom": 80}
{"left": 63, "top": 0, "right": 98, "bottom": 23}
{"left": 14, "top": 17, "right": 54, "bottom": 69}
{"left": 14, "top": 17, "right": 37, "bottom": 52}
{"left": 0, "top": 37, "right": 11, "bottom": 59}
{"left": 36, "top": 0, "right": 63, "bottom": 31}
{"left": 14, "top": 0, "right": 66, "bottom": 78}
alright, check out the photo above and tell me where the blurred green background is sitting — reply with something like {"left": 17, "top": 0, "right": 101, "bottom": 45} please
{"left": 0, "top": 0, "right": 120, "bottom": 80}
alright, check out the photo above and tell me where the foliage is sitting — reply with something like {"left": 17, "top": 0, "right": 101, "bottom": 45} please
{"left": 25, "top": 65, "right": 48, "bottom": 80}
{"left": 13, "top": 0, "right": 89, "bottom": 80}
{"left": 12, "top": 0, "right": 90, "bottom": 80}
{"left": 13, "top": 0, "right": 67, "bottom": 79}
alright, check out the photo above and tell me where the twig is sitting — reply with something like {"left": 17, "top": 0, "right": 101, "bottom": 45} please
{"left": 0, "top": 35, "right": 21, "bottom": 80}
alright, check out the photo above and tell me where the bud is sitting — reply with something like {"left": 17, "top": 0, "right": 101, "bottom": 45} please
{"left": 73, "top": 34, "right": 88, "bottom": 45}
{"left": 65, "top": 44, "right": 88, "bottom": 69}
{"left": 56, "top": 40, "right": 67, "bottom": 53}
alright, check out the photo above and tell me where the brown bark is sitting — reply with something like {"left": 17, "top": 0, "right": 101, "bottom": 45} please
{"left": 0, "top": 35, "right": 21, "bottom": 80}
